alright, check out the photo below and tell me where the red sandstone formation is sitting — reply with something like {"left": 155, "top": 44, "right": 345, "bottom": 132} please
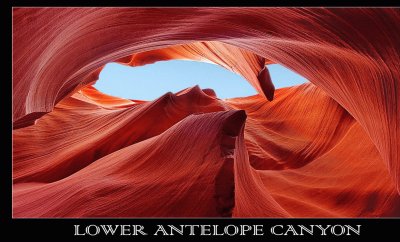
{"left": 12, "top": 8, "right": 400, "bottom": 217}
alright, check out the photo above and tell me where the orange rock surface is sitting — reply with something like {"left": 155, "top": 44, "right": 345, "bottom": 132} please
{"left": 12, "top": 8, "right": 400, "bottom": 217}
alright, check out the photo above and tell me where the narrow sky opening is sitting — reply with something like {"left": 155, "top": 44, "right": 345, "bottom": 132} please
{"left": 94, "top": 60, "right": 308, "bottom": 101}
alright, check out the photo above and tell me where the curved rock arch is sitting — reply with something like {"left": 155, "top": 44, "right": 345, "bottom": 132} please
{"left": 12, "top": 9, "right": 400, "bottom": 217}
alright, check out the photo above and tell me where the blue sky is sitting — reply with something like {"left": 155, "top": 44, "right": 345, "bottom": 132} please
{"left": 94, "top": 60, "right": 308, "bottom": 100}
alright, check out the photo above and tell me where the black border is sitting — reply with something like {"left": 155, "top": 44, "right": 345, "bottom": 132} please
{"left": 3, "top": 1, "right": 400, "bottom": 241}
{"left": 6, "top": 0, "right": 400, "bottom": 7}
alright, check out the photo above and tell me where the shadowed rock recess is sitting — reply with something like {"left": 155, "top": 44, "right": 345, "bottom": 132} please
{"left": 13, "top": 8, "right": 400, "bottom": 217}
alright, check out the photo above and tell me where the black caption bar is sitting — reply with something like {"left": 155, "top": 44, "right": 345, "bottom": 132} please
{"left": 6, "top": 219, "right": 399, "bottom": 242}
